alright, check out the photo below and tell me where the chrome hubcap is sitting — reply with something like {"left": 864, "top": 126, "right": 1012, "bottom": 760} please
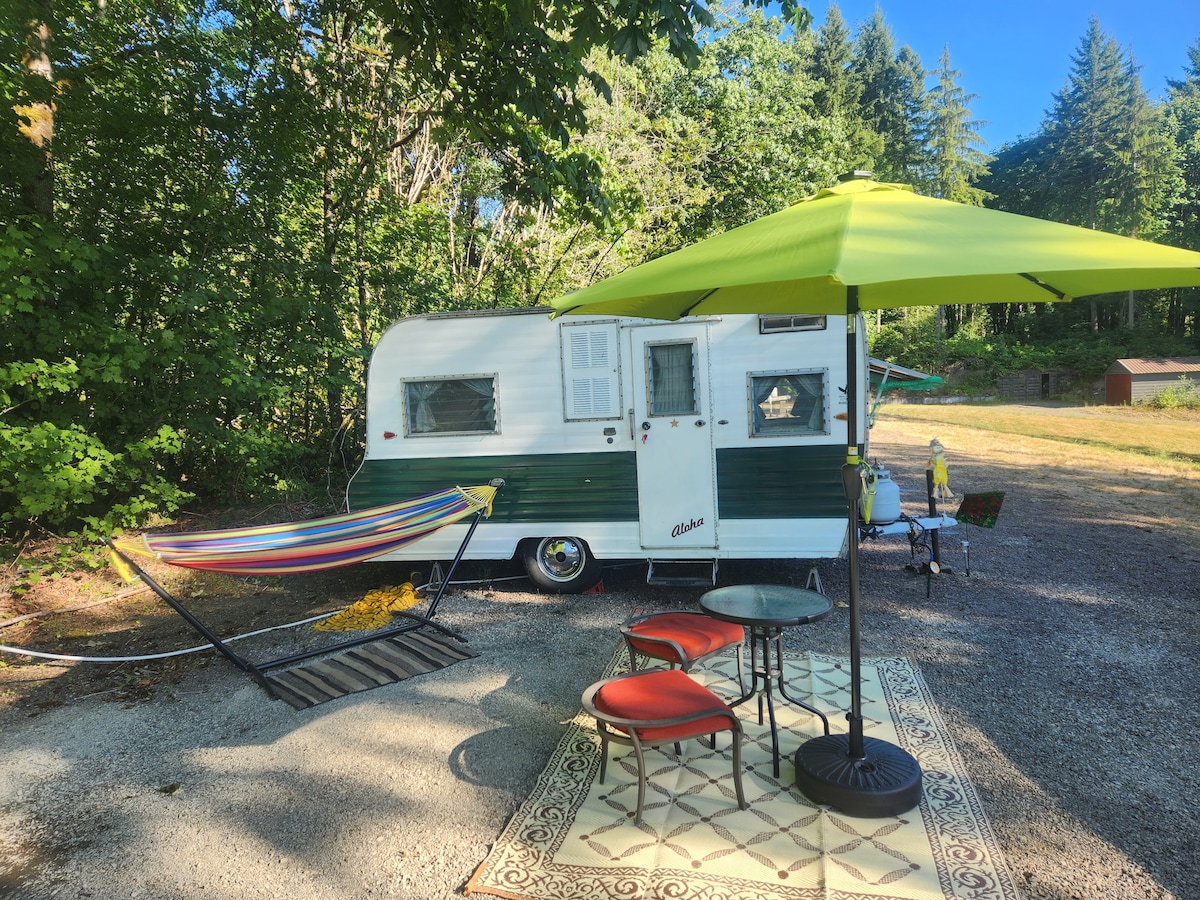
{"left": 536, "top": 537, "right": 584, "bottom": 581}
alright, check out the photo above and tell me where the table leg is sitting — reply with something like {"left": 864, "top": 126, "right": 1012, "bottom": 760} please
{"left": 725, "top": 627, "right": 784, "bottom": 776}
{"left": 772, "top": 631, "right": 831, "bottom": 737}
{"left": 723, "top": 627, "right": 830, "bottom": 777}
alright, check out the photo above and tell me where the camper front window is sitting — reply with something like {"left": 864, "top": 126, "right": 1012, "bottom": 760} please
{"left": 758, "top": 314, "right": 826, "bottom": 333}
{"left": 750, "top": 371, "right": 827, "bottom": 435}
{"left": 404, "top": 377, "right": 497, "bottom": 435}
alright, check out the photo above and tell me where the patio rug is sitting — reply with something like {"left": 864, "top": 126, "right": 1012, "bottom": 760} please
{"left": 467, "top": 651, "right": 1019, "bottom": 900}
{"left": 265, "top": 631, "right": 476, "bottom": 709}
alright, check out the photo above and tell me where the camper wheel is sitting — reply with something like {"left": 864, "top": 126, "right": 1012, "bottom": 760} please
{"left": 520, "top": 537, "right": 601, "bottom": 593}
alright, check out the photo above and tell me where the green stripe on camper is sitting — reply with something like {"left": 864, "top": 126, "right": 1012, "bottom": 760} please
{"left": 715, "top": 445, "right": 846, "bottom": 519}
{"left": 348, "top": 452, "right": 639, "bottom": 522}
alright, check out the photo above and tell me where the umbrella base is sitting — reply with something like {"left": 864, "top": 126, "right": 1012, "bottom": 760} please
{"left": 794, "top": 734, "right": 922, "bottom": 818}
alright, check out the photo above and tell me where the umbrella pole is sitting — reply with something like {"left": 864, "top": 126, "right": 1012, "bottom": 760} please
{"left": 843, "top": 451, "right": 865, "bottom": 757}
{"left": 793, "top": 296, "right": 923, "bottom": 817}
{"left": 842, "top": 296, "right": 867, "bottom": 756}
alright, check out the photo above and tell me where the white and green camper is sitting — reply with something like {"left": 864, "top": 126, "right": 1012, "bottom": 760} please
{"left": 346, "top": 307, "right": 870, "bottom": 592}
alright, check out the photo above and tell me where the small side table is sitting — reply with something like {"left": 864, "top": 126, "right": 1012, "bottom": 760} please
{"left": 699, "top": 584, "right": 834, "bottom": 776}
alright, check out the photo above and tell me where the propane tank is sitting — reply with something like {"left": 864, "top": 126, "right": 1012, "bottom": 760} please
{"left": 863, "top": 464, "right": 901, "bottom": 525}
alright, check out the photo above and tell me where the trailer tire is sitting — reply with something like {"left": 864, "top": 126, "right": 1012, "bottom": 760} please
{"left": 520, "top": 537, "right": 602, "bottom": 593}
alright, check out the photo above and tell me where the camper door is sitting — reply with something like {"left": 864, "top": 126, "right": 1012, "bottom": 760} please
{"left": 629, "top": 323, "right": 717, "bottom": 549}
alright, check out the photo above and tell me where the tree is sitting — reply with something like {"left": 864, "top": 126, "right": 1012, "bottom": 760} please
{"left": 1162, "top": 38, "right": 1200, "bottom": 337}
{"left": 923, "top": 46, "right": 993, "bottom": 335}
{"left": 356, "top": 0, "right": 809, "bottom": 206}
{"left": 1040, "top": 18, "right": 1172, "bottom": 330}
{"left": 982, "top": 18, "right": 1173, "bottom": 334}
{"left": 848, "top": 9, "right": 927, "bottom": 182}
{"left": 809, "top": 5, "right": 856, "bottom": 119}
{"left": 7, "top": 0, "right": 54, "bottom": 218}
{"left": 924, "top": 46, "right": 992, "bottom": 205}
{"left": 556, "top": 6, "right": 860, "bottom": 280}
{"left": 885, "top": 45, "right": 930, "bottom": 183}
{"left": 3, "top": 0, "right": 820, "bottom": 540}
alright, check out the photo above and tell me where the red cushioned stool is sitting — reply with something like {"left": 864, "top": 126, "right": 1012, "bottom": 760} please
{"left": 581, "top": 668, "right": 747, "bottom": 824}
{"left": 622, "top": 610, "right": 745, "bottom": 696}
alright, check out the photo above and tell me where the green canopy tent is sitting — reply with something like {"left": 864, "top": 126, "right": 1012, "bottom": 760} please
{"left": 552, "top": 174, "right": 1200, "bottom": 817}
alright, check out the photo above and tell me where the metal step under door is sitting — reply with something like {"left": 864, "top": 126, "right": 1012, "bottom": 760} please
{"left": 646, "top": 559, "right": 719, "bottom": 587}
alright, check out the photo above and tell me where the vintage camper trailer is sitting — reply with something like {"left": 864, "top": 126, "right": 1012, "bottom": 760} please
{"left": 346, "top": 307, "right": 869, "bottom": 591}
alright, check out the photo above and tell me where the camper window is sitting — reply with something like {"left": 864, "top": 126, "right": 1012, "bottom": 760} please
{"left": 647, "top": 341, "right": 698, "bottom": 415}
{"left": 561, "top": 322, "right": 622, "bottom": 420}
{"left": 758, "top": 314, "right": 826, "bottom": 333}
{"left": 749, "top": 370, "right": 827, "bottom": 436}
{"left": 403, "top": 376, "right": 497, "bottom": 435}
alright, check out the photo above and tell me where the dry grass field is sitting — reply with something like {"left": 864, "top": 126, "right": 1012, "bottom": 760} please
{"left": 876, "top": 401, "right": 1200, "bottom": 542}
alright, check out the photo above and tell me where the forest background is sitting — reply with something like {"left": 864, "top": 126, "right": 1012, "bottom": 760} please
{"left": 4, "top": 0, "right": 1200, "bottom": 553}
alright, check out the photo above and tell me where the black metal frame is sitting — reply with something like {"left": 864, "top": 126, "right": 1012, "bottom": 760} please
{"left": 730, "top": 624, "right": 832, "bottom": 778}
{"left": 105, "top": 499, "right": 493, "bottom": 700}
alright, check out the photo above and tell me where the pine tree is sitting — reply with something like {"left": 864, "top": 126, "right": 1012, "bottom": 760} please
{"left": 1163, "top": 38, "right": 1200, "bottom": 337}
{"left": 807, "top": 4, "right": 880, "bottom": 170}
{"left": 1041, "top": 20, "right": 1168, "bottom": 239}
{"left": 1039, "top": 17, "right": 1168, "bottom": 330}
{"left": 923, "top": 46, "right": 993, "bottom": 335}
{"left": 848, "top": 9, "right": 927, "bottom": 183}
{"left": 810, "top": 5, "right": 857, "bottom": 118}
{"left": 925, "top": 46, "right": 992, "bottom": 204}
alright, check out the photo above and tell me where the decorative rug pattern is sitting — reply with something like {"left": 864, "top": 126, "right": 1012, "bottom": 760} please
{"left": 266, "top": 631, "right": 476, "bottom": 709}
{"left": 467, "top": 651, "right": 1019, "bottom": 900}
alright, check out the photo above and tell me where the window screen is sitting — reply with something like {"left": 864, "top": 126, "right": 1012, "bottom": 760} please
{"left": 749, "top": 371, "right": 827, "bottom": 435}
{"left": 404, "top": 377, "right": 497, "bottom": 435}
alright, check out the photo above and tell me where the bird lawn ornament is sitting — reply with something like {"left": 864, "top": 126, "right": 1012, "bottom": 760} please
{"left": 928, "top": 439, "right": 953, "bottom": 502}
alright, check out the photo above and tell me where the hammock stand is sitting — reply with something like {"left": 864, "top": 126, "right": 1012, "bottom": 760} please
{"left": 105, "top": 480, "right": 503, "bottom": 698}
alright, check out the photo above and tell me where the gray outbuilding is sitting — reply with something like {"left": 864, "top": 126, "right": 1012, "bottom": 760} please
{"left": 1104, "top": 357, "right": 1200, "bottom": 405}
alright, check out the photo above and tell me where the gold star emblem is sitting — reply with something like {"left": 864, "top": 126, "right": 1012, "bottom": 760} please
{"left": 670, "top": 419, "right": 679, "bottom": 427}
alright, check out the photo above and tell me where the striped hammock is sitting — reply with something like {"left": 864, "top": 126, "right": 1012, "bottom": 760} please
{"left": 112, "top": 484, "right": 498, "bottom": 576}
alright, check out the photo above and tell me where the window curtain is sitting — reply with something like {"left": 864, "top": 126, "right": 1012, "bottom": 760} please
{"left": 752, "top": 375, "right": 781, "bottom": 430}
{"left": 407, "top": 381, "right": 441, "bottom": 433}
{"left": 461, "top": 378, "right": 496, "bottom": 429}
{"left": 650, "top": 344, "right": 695, "bottom": 414}
{"left": 785, "top": 374, "right": 823, "bottom": 430}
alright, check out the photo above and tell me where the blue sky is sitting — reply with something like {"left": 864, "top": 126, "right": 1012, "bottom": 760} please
{"left": 815, "top": 1, "right": 1200, "bottom": 150}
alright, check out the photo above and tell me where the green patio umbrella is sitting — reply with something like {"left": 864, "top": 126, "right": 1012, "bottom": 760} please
{"left": 552, "top": 173, "right": 1200, "bottom": 817}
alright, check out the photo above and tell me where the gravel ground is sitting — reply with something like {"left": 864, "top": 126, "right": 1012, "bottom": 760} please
{"left": 1, "top": 417, "right": 1197, "bottom": 900}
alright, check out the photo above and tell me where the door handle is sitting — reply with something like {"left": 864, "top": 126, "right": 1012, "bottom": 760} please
{"left": 695, "top": 420, "right": 706, "bottom": 427}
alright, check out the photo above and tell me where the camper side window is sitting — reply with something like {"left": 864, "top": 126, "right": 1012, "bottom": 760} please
{"left": 749, "top": 371, "right": 827, "bottom": 436}
{"left": 403, "top": 377, "right": 497, "bottom": 435}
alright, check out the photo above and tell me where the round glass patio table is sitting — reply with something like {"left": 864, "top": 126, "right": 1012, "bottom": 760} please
{"left": 699, "top": 584, "right": 834, "bottom": 777}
